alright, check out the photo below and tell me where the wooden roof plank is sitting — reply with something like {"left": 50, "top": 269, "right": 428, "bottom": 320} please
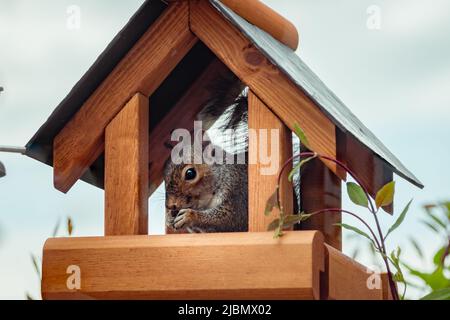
{"left": 53, "top": 1, "right": 197, "bottom": 193}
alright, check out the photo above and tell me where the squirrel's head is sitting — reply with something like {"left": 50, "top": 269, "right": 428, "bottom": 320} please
{"left": 164, "top": 162, "right": 218, "bottom": 217}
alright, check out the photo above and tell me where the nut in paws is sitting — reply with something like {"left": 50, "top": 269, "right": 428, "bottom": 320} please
{"left": 173, "top": 209, "right": 199, "bottom": 230}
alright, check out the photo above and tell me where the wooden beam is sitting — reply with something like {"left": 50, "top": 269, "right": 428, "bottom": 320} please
{"left": 248, "top": 91, "right": 293, "bottom": 232}
{"left": 343, "top": 134, "right": 394, "bottom": 214}
{"left": 42, "top": 231, "right": 324, "bottom": 300}
{"left": 322, "top": 244, "right": 384, "bottom": 300}
{"left": 300, "top": 147, "right": 342, "bottom": 250}
{"left": 219, "top": 0, "right": 299, "bottom": 50}
{"left": 168, "top": 0, "right": 300, "bottom": 50}
{"left": 190, "top": 0, "right": 344, "bottom": 180}
{"left": 148, "top": 59, "right": 236, "bottom": 196}
{"left": 105, "top": 93, "right": 148, "bottom": 236}
{"left": 53, "top": 1, "right": 197, "bottom": 193}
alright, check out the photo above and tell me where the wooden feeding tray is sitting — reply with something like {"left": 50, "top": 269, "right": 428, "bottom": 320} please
{"left": 42, "top": 231, "right": 390, "bottom": 300}
{"left": 25, "top": 0, "right": 422, "bottom": 300}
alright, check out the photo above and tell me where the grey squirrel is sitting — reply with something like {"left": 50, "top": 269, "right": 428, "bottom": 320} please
{"left": 164, "top": 152, "right": 248, "bottom": 233}
{"left": 164, "top": 75, "right": 250, "bottom": 234}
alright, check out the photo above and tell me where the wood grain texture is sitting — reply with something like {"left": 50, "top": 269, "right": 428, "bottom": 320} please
{"left": 219, "top": 0, "right": 299, "bottom": 50}
{"left": 190, "top": 0, "right": 341, "bottom": 179}
{"left": 105, "top": 93, "right": 149, "bottom": 236}
{"left": 300, "top": 147, "right": 342, "bottom": 250}
{"left": 322, "top": 244, "right": 384, "bottom": 300}
{"left": 42, "top": 231, "right": 324, "bottom": 300}
{"left": 148, "top": 58, "right": 236, "bottom": 196}
{"left": 248, "top": 91, "right": 293, "bottom": 232}
{"left": 343, "top": 133, "right": 394, "bottom": 214}
{"left": 53, "top": 1, "right": 197, "bottom": 193}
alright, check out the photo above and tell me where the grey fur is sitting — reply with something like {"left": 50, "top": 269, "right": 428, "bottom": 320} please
{"left": 164, "top": 148, "right": 248, "bottom": 233}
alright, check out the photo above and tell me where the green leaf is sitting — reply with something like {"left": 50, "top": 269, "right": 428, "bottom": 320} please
{"left": 67, "top": 217, "right": 74, "bottom": 236}
{"left": 274, "top": 225, "right": 283, "bottom": 239}
{"left": 346, "top": 182, "right": 369, "bottom": 208}
{"left": 404, "top": 264, "right": 450, "bottom": 291}
{"left": 25, "top": 292, "right": 34, "bottom": 301}
{"left": 268, "top": 214, "right": 312, "bottom": 232}
{"left": 52, "top": 218, "right": 61, "bottom": 238}
{"left": 409, "top": 237, "right": 424, "bottom": 260}
{"left": 421, "top": 220, "right": 440, "bottom": 233}
{"left": 268, "top": 219, "right": 281, "bottom": 231}
{"left": 385, "top": 199, "right": 412, "bottom": 239}
{"left": 442, "top": 201, "right": 450, "bottom": 219}
{"left": 390, "top": 247, "right": 401, "bottom": 269}
{"left": 288, "top": 156, "right": 316, "bottom": 182}
{"left": 293, "top": 124, "right": 310, "bottom": 150}
{"left": 335, "top": 223, "right": 374, "bottom": 245}
{"left": 31, "top": 254, "right": 41, "bottom": 278}
{"left": 427, "top": 212, "right": 447, "bottom": 230}
{"left": 351, "top": 247, "right": 360, "bottom": 260}
{"left": 283, "top": 213, "right": 312, "bottom": 227}
{"left": 433, "top": 246, "right": 447, "bottom": 267}
{"left": 375, "top": 181, "right": 396, "bottom": 209}
{"left": 264, "top": 190, "right": 279, "bottom": 217}
{"left": 421, "top": 288, "right": 450, "bottom": 300}
{"left": 394, "top": 272, "right": 404, "bottom": 283}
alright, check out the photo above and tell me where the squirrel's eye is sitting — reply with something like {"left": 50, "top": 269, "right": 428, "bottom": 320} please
{"left": 185, "top": 168, "right": 197, "bottom": 181}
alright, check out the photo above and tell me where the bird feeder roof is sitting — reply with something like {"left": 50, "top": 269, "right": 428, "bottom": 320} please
{"left": 25, "top": 0, "right": 423, "bottom": 190}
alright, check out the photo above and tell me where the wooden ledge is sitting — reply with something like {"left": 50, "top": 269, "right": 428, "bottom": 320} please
{"left": 42, "top": 232, "right": 389, "bottom": 300}
{"left": 42, "top": 231, "right": 324, "bottom": 300}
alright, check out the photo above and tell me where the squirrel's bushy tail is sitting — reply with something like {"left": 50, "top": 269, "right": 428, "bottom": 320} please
{"left": 198, "top": 74, "right": 248, "bottom": 132}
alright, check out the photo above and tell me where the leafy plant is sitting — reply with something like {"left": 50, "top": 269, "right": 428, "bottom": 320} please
{"left": 26, "top": 216, "right": 74, "bottom": 300}
{"left": 265, "top": 124, "right": 414, "bottom": 300}
{"left": 402, "top": 203, "right": 450, "bottom": 300}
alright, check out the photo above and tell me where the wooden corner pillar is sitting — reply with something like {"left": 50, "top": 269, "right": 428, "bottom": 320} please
{"left": 248, "top": 91, "right": 293, "bottom": 232}
{"left": 105, "top": 93, "right": 149, "bottom": 236}
{"left": 299, "top": 146, "right": 342, "bottom": 251}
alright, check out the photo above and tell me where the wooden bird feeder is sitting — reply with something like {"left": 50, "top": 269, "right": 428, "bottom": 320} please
{"left": 25, "top": 0, "right": 423, "bottom": 300}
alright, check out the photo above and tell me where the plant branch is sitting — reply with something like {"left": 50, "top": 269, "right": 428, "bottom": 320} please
{"left": 275, "top": 150, "right": 401, "bottom": 300}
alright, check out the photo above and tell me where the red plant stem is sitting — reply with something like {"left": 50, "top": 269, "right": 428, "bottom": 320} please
{"left": 276, "top": 151, "right": 400, "bottom": 300}
{"left": 372, "top": 212, "right": 400, "bottom": 300}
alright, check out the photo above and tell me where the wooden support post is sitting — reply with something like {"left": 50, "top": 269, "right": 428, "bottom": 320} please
{"left": 300, "top": 148, "right": 342, "bottom": 250}
{"left": 105, "top": 93, "right": 149, "bottom": 236}
{"left": 248, "top": 91, "right": 293, "bottom": 232}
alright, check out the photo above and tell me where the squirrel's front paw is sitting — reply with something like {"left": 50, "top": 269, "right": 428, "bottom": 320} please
{"left": 173, "top": 209, "right": 199, "bottom": 230}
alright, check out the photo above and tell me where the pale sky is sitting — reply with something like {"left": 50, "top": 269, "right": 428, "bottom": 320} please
{"left": 1, "top": 0, "right": 450, "bottom": 299}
